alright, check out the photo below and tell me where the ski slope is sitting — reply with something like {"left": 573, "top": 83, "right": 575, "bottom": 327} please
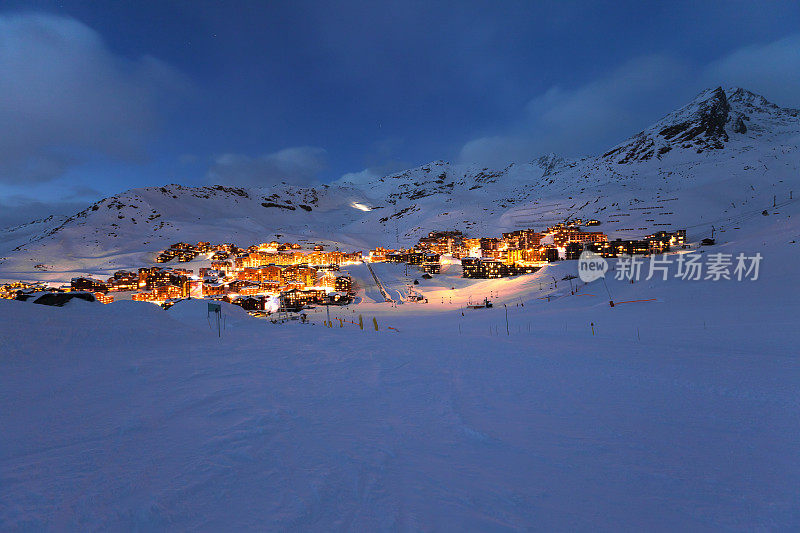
{"left": 3, "top": 212, "right": 800, "bottom": 529}
{"left": 2, "top": 86, "right": 800, "bottom": 529}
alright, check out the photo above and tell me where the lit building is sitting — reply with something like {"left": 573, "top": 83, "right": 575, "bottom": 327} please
{"left": 319, "top": 271, "right": 353, "bottom": 293}
{"left": 94, "top": 292, "right": 114, "bottom": 304}
{"left": 227, "top": 280, "right": 261, "bottom": 295}
{"left": 335, "top": 274, "right": 353, "bottom": 293}
{"left": 645, "top": 229, "right": 687, "bottom": 252}
{"left": 421, "top": 262, "right": 440, "bottom": 274}
{"left": 106, "top": 271, "right": 138, "bottom": 292}
{"left": 71, "top": 277, "right": 107, "bottom": 293}
{"left": 211, "top": 260, "right": 232, "bottom": 274}
{"left": 281, "top": 288, "right": 328, "bottom": 310}
{"left": 565, "top": 242, "right": 584, "bottom": 260}
{"left": 369, "top": 247, "right": 397, "bottom": 262}
{"left": 416, "top": 230, "right": 466, "bottom": 256}
{"left": 506, "top": 247, "right": 551, "bottom": 264}
{"left": 551, "top": 229, "right": 607, "bottom": 247}
{"left": 462, "top": 258, "right": 506, "bottom": 278}
{"left": 153, "top": 285, "right": 182, "bottom": 300}
{"left": 592, "top": 239, "right": 651, "bottom": 257}
{"left": 231, "top": 296, "right": 265, "bottom": 311}
{"left": 202, "top": 281, "right": 226, "bottom": 296}
{"left": 501, "top": 229, "right": 542, "bottom": 250}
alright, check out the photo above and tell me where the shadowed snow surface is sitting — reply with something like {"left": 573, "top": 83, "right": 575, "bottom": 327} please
{"left": 2, "top": 228, "right": 800, "bottom": 531}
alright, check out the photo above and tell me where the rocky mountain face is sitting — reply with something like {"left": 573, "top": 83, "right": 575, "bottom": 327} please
{"left": 1, "top": 87, "right": 799, "bottom": 280}
{"left": 602, "top": 87, "right": 799, "bottom": 163}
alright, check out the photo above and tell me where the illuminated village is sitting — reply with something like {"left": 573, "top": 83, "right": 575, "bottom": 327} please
{"left": 4, "top": 4, "right": 800, "bottom": 529}
{"left": 1, "top": 220, "right": 686, "bottom": 312}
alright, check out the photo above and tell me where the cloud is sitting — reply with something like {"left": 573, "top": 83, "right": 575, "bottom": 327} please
{"left": 458, "top": 136, "right": 541, "bottom": 168}
{"left": 336, "top": 137, "right": 418, "bottom": 184}
{"left": 0, "top": 198, "right": 85, "bottom": 229}
{"left": 526, "top": 55, "right": 690, "bottom": 136}
{"left": 338, "top": 161, "right": 418, "bottom": 187}
{"left": 206, "top": 147, "right": 328, "bottom": 186}
{"left": 338, "top": 168, "right": 380, "bottom": 185}
{"left": 703, "top": 34, "right": 800, "bottom": 107}
{"left": 0, "top": 13, "right": 188, "bottom": 183}
{"left": 0, "top": 185, "right": 103, "bottom": 228}
{"left": 338, "top": 162, "right": 411, "bottom": 186}
{"left": 60, "top": 185, "right": 104, "bottom": 201}
{"left": 458, "top": 54, "right": 692, "bottom": 165}
{"left": 458, "top": 33, "right": 800, "bottom": 166}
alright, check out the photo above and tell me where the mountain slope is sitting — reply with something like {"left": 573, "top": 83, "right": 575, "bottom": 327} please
{"left": 1, "top": 87, "right": 799, "bottom": 281}
{"left": 603, "top": 87, "right": 799, "bottom": 163}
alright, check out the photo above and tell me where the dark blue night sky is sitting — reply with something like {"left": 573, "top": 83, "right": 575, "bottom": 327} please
{"left": 1, "top": 0, "right": 799, "bottom": 224}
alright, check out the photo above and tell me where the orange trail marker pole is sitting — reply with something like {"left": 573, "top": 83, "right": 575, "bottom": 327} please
{"left": 615, "top": 298, "right": 657, "bottom": 305}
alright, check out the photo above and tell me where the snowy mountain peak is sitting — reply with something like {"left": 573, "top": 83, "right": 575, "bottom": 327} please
{"left": 728, "top": 87, "right": 779, "bottom": 110}
{"left": 603, "top": 87, "right": 799, "bottom": 164}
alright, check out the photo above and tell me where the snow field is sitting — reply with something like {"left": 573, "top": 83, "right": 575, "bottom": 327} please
{"left": 2, "top": 237, "right": 799, "bottom": 530}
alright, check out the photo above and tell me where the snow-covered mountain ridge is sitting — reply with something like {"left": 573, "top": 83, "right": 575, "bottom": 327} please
{"left": 1, "top": 86, "right": 799, "bottom": 281}
{"left": 603, "top": 87, "right": 799, "bottom": 163}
